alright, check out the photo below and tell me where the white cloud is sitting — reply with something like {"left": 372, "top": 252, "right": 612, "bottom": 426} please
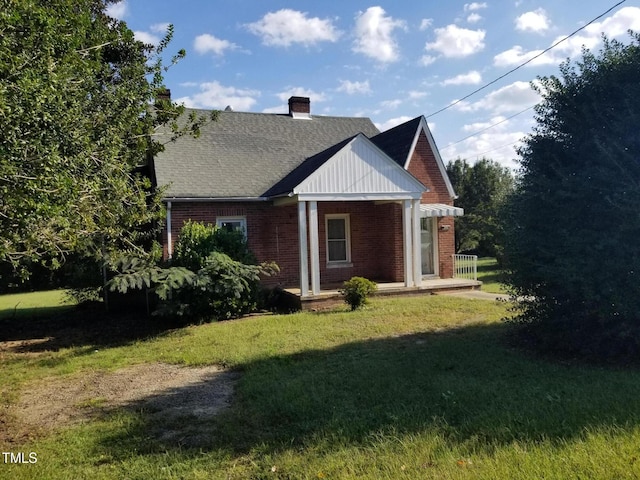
{"left": 381, "top": 99, "right": 402, "bottom": 109}
{"left": 495, "top": 7, "right": 640, "bottom": 67}
{"left": 246, "top": 9, "right": 340, "bottom": 47}
{"left": 150, "top": 23, "right": 171, "bottom": 34}
{"left": 442, "top": 130, "right": 525, "bottom": 168}
{"left": 408, "top": 90, "right": 428, "bottom": 99}
{"left": 454, "top": 81, "right": 540, "bottom": 114}
{"left": 106, "top": 1, "right": 127, "bottom": 19}
{"left": 276, "top": 87, "right": 328, "bottom": 104}
{"left": 442, "top": 70, "right": 482, "bottom": 86}
{"left": 353, "top": 6, "right": 407, "bottom": 63}
{"left": 420, "top": 54, "right": 438, "bottom": 66}
{"left": 133, "top": 31, "right": 161, "bottom": 46}
{"left": 337, "top": 80, "right": 371, "bottom": 95}
{"left": 420, "top": 18, "right": 433, "bottom": 31}
{"left": 194, "top": 34, "right": 238, "bottom": 56}
{"left": 376, "top": 116, "right": 414, "bottom": 131}
{"left": 515, "top": 9, "right": 551, "bottom": 33}
{"left": 493, "top": 45, "right": 551, "bottom": 67}
{"left": 174, "top": 82, "right": 260, "bottom": 110}
{"left": 425, "top": 25, "right": 485, "bottom": 58}
{"left": 464, "top": 2, "right": 488, "bottom": 12}
{"left": 467, "top": 13, "right": 482, "bottom": 24}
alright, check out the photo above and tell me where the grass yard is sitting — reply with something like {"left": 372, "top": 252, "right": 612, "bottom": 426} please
{"left": 2, "top": 292, "right": 640, "bottom": 479}
{"left": 477, "top": 257, "right": 507, "bottom": 294}
{"left": 0, "top": 289, "right": 75, "bottom": 320}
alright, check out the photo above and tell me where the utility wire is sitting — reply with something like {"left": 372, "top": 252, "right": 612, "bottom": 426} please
{"left": 425, "top": 0, "right": 627, "bottom": 119}
{"left": 440, "top": 105, "right": 535, "bottom": 150}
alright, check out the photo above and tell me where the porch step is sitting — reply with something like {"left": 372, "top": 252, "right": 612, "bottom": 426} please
{"left": 283, "top": 279, "right": 482, "bottom": 311}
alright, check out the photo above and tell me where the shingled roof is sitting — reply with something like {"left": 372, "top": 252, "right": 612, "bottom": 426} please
{"left": 370, "top": 116, "right": 421, "bottom": 167}
{"left": 154, "top": 109, "right": 379, "bottom": 199}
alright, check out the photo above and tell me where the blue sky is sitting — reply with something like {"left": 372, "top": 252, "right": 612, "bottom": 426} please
{"left": 108, "top": 1, "right": 640, "bottom": 168}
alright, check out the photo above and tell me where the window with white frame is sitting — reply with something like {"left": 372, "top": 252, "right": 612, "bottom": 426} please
{"left": 216, "top": 217, "right": 247, "bottom": 236}
{"left": 326, "top": 214, "right": 351, "bottom": 264}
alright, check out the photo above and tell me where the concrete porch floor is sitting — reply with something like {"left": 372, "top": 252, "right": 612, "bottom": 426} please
{"left": 284, "top": 278, "right": 482, "bottom": 310}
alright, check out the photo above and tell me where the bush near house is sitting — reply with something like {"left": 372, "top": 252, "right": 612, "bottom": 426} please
{"left": 108, "top": 221, "right": 278, "bottom": 321}
{"left": 340, "top": 276, "right": 377, "bottom": 310}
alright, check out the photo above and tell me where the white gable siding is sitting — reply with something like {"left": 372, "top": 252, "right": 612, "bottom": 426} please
{"left": 294, "top": 135, "right": 424, "bottom": 197}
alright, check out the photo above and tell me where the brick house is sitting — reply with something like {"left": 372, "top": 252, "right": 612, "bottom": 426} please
{"left": 152, "top": 96, "right": 465, "bottom": 298}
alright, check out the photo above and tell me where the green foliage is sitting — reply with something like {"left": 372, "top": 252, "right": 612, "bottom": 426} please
{"left": 0, "top": 0, "right": 213, "bottom": 280}
{"left": 340, "top": 276, "right": 377, "bottom": 310}
{"left": 107, "top": 221, "right": 278, "bottom": 321}
{"left": 447, "top": 158, "right": 514, "bottom": 259}
{"left": 164, "top": 252, "right": 273, "bottom": 320}
{"left": 172, "top": 220, "right": 256, "bottom": 271}
{"left": 503, "top": 33, "right": 640, "bottom": 360}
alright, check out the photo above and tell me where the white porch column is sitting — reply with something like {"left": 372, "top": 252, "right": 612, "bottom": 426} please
{"left": 308, "top": 201, "right": 321, "bottom": 295}
{"left": 402, "top": 199, "right": 414, "bottom": 287}
{"left": 412, "top": 199, "right": 422, "bottom": 287}
{"left": 298, "top": 201, "right": 309, "bottom": 297}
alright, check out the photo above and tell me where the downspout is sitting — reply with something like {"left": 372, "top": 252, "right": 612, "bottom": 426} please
{"left": 166, "top": 201, "right": 172, "bottom": 259}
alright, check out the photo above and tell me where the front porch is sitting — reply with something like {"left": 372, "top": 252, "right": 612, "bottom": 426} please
{"left": 285, "top": 277, "right": 482, "bottom": 311}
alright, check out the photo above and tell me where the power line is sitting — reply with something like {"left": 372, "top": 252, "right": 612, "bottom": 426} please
{"left": 425, "top": 0, "right": 627, "bottom": 119}
{"left": 440, "top": 105, "right": 535, "bottom": 150}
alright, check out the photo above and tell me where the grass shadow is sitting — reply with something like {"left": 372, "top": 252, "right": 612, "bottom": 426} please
{"left": 95, "top": 321, "right": 640, "bottom": 458}
{"left": 0, "top": 302, "right": 187, "bottom": 352}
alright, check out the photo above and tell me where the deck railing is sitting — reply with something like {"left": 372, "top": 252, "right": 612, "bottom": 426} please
{"left": 453, "top": 254, "right": 478, "bottom": 281}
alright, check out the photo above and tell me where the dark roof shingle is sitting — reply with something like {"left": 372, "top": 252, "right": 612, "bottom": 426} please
{"left": 154, "top": 110, "right": 379, "bottom": 199}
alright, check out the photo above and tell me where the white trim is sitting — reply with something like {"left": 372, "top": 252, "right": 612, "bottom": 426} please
{"left": 412, "top": 199, "right": 422, "bottom": 286}
{"left": 216, "top": 216, "right": 247, "bottom": 236}
{"left": 402, "top": 200, "right": 413, "bottom": 287}
{"left": 166, "top": 201, "right": 173, "bottom": 259}
{"left": 297, "top": 192, "right": 421, "bottom": 201}
{"left": 325, "top": 214, "right": 351, "bottom": 265}
{"left": 404, "top": 117, "right": 458, "bottom": 200}
{"left": 298, "top": 202, "right": 309, "bottom": 297}
{"left": 309, "top": 201, "right": 321, "bottom": 295}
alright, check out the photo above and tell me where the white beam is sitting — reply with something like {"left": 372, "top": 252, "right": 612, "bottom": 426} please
{"left": 412, "top": 199, "right": 422, "bottom": 287}
{"left": 308, "top": 201, "right": 321, "bottom": 295}
{"left": 402, "top": 200, "right": 413, "bottom": 287}
{"left": 166, "top": 201, "right": 173, "bottom": 259}
{"left": 298, "top": 201, "right": 309, "bottom": 297}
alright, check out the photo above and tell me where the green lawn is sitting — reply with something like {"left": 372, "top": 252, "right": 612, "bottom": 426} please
{"left": 477, "top": 257, "right": 507, "bottom": 294}
{"left": 2, "top": 292, "right": 640, "bottom": 479}
{"left": 0, "top": 289, "right": 75, "bottom": 320}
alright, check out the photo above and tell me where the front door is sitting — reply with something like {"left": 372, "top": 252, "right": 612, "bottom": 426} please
{"left": 421, "top": 217, "right": 435, "bottom": 275}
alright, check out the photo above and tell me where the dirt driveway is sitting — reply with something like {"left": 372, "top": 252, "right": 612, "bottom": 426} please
{"left": 3, "top": 360, "right": 239, "bottom": 447}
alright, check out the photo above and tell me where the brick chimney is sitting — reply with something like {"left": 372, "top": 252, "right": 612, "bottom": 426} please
{"left": 156, "top": 88, "right": 171, "bottom": 102}
{"left": 288, "top": 96, "right": 311, "bottom": 118}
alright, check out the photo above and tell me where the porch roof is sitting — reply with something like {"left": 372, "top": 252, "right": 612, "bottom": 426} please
{"left": 419, "top": 203, "right": 464, "bottom": 217}
{"left": 270, "top": 133, "right": 426, "bottom": 201}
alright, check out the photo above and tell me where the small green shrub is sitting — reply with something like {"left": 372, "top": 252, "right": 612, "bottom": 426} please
{"left": 340, "top": 276, "right": 377, "bottom": 311}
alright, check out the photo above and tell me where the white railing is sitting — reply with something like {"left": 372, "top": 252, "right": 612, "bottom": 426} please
{"left": 453, "top": 254, "right": 478, "bottom": 281}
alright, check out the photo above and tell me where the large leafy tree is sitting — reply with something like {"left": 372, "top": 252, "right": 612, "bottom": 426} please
{"left": 503, "top": 33, "right": 640, "bottom": 360}
{"left": 446, "top": 157, "right": 514, "bottom": 258}
{"left": 0, "top": 0, "right": 207, "bottom": 281}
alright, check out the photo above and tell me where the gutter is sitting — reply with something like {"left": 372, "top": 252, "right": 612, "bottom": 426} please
{"left": 162, "top": 196, "right": 271, "bottom": 203}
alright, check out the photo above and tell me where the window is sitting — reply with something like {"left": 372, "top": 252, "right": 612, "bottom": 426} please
{"left": 216, "top": 217, "right": 247, "bottom": 236}
{"left": 326, "top": 214, "right": 351, "bottom": 264}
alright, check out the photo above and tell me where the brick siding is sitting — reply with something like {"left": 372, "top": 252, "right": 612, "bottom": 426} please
{"left": 161, "top": 128, "right": 457, "bottom": 287}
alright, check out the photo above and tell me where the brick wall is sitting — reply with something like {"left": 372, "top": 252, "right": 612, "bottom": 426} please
{"left": 162, "top": 200, "right": 406, "bottom": 289}
{"left": 407, "top": 130, "right": 456, "bottom": 278}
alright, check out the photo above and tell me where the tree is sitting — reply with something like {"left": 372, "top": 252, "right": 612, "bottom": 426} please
{"left": 446, "top": 157, "right": 514, "bottom": 258}
{"left": 503, "top": 33, "right": 640, "bottom": 360}
{"left": 0, "top": 0, "right": 210, "bottom": 282}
